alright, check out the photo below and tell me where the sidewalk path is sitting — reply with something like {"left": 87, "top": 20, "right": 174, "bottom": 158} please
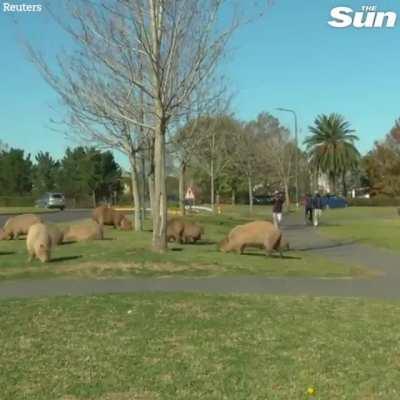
{"left": 0, "top": 212, "right": 399, "bottom": 300}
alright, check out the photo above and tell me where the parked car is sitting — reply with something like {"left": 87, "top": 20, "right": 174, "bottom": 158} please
{"left": 321, "top": 195, "right": 347, "bottom": 209}
{"left": 35, "top": 192, "right": 66, "bottom": 210}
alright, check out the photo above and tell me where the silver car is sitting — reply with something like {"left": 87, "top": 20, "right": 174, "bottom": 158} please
{"left": 35, "top": 192, "right": 66, "bottom": 210}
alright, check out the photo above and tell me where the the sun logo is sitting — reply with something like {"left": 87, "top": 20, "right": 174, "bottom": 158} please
{"left": 329, "top": 6, "right": 397, "bottom": 28}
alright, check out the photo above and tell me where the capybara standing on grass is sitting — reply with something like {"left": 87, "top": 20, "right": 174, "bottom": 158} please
{"left": 219, "top": 220, "right": 288, "bottom": 257}
{"left": 183, "top": 222, "right": 204, "bottom": 244}
{"left": 167, "top": 218, "right": 185, "bottom": 243}
{"left": 46, "top": 224, "right": 64, "bottom": 245}
{"left": 167, "top": 218, "right": 204, "bottom": 244}
{"left": 92, "top": 206, "right": 132, "bottom": 230}
{"left": 26, "top": 223, "right": 52, "bottom": 263}
{"left": 63, "top": 222, "right": 104, "bottom": 242}
{"left": 0, "top": 228, "right": 5, "bottom": 241}
{"left": 2, "top": 214, "right": 42, "bottom": 240}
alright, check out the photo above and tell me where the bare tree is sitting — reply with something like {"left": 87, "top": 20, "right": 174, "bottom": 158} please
{"left": 27, "top": 0, "right": 268, "bottom": 251}
{"left": 234, "top": 123, "right": 260, "bottom": 213}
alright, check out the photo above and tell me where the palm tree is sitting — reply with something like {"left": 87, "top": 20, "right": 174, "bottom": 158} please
{"left": 305, "top": 113, "right": 360, "bottom": 194}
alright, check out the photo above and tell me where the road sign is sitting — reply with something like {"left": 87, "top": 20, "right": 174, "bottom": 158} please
{"left": 185, "top": 187, "right": 195, "bottom": 201}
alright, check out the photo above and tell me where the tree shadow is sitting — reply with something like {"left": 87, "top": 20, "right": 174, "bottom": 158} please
{"left": 51, "top": 255, "right": 83, "bottom": 263}
{"left": 0, "top": 252, "right": 14, "bottom": 256}
{"left": 184, "top": 240, "right": 216, "bottom": 246}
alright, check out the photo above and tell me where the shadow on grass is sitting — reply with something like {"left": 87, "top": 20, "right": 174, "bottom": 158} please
{"left": 243, "top": 252, "right": 302, "bottom": 260}
{"left": 295, "top": 240, "right": 361, "bottom": 252}
{"left": 0, "top": 252, "right": 14, "bottom": 256}
{"left": 51, "top": 255, "right": 83, "bottom": 263}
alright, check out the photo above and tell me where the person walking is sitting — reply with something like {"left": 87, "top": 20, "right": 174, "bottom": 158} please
{"left": 272, "top": 191, "right": 285, "bottom": 228}
{"left": 312, "top": 192, "right": 323, "bottom": 227}
{"left": 304, "top": 193, "right": 313, "bottom": 225}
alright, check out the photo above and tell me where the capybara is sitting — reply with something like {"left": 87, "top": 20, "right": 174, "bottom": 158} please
{"left": 219, "top": 220, "right": 288, "bottom": 257}
{"left": 0, "top": 228, "right": 4, "bottom": 241}
{"left": 26, "top": 223, "right": 52, "bottom": 263}
{"left": 167, "top": 218, "right": 185, "bottom": 243}
{"left": 92, "top": 206, "right": 132, "bottom": 230}
{"left": 2, "top": 214, "right": 42, "bottom": 240}
{"left": 62, "top": 222, "right": 104, "bottom": 242}
{"left": 182, "top": 222, "right": 204, "bottom": 244}
{"left": 46, "top": 224, "right": 64, "bottom": 245}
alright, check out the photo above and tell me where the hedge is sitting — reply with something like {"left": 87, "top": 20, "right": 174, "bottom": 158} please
{"left": 0, "top": 196, "right": 35, "bottom": 207}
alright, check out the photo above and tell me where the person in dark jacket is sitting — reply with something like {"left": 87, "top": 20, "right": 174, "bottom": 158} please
{"left": 304, "top": 193, "right": 313, "bottom": 225}
{"left": 272, "top": 191, "right": 285, "bottom": 228}
{"left": 312, "top": 192, "right": 323, "bottom": 226}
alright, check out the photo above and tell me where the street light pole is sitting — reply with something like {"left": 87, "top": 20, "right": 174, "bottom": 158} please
{"left": 276, "top": 107, "right": 299, "bottom": 208}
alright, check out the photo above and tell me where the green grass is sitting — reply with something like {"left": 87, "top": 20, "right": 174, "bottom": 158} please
{"left": 0, "top": 207, "right": 58, "bottom": 215}
{"left": 0, "top": 210, "right": 366, "bottom": 280}
{"left": 320, "top": 207, "right": 400, "bottom": 251}
{"left": 2, "top": 293, "right": 400, "bottom": 399}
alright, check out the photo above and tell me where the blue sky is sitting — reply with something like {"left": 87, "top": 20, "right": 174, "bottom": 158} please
{"left": 1, "top": 0, "right": 400, "bottom": 168}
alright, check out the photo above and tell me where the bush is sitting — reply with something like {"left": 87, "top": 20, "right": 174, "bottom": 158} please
{"left": 0, "top": 196, "right": 35, "bottom": 207}
{"left": 348, "top": 196, "right": 400, "bottom": 207}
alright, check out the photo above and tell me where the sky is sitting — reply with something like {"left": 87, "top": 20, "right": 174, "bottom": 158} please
{"left": 1, "top": 0, "right": 400, "bottom": 168}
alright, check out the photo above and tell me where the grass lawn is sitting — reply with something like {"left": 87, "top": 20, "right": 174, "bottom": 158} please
{"left": 0, "top": 207, "right": 58, "bottom": 215}
{"left": 319, "top": 207, "right": 400, "bottom": 251}
{"left": 1, "top": 293, "right": 400, "bottom": 399}
{"left": 0, "top": 209, "right": 367, "bottom": 280}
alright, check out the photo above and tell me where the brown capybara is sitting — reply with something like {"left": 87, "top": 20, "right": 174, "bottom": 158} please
{"left": 46, "top": 224, "right": 64, "bottom": 245}
{"left": 26, "top": 223, "right": 52, "bottom": 263}
{"left": 182, "top": 222, "right": 204, "bottom": 244}
{"left": 219, "top": 220, "right": 288, "bottom": 257}
{"left": 0, "top": 227, "right": 5, "bottom": 241}
{"left": 62, "top": 222, "right": 104, "bottom": 242}
{"left": 92, "top": 206, "right": 132, "bottom": 230}
{"left": 167, "top": 218, "right": 185, "bottom": 243}
{"left": 2, "top": 214, "right": 42, "bottom": 240}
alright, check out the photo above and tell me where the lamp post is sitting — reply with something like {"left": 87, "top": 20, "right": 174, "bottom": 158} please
{"left": 276, "top": 107, "right": 299, "bottom": 208}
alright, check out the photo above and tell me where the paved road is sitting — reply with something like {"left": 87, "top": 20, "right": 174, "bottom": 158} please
{"left": 1, "top": 211, "right": 400, "bottom": 300}
{"left": 0, "top": 209, "right": 91, "bottom": 226}
{"left": 0, "top": 276, "right": 399, "bottom": 300}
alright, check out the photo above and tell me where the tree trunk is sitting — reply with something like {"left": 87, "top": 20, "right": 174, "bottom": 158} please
{"left": 231, "top": 189, "right": 236, "bottom": 205}
{"left": 331, "top": 172, "right": 337, "bottom": 194}
{"left": 128, "top": 152, "right": 143, "bottom": 232}
{"left": 140, "top": 152, "right": 146, "bottom": 228}
{"left": 342, "top": 170, "right": 347, "bottom": 197}
{"left": 210, "top": 157, "right": 215, "bottom": 212}
{"left": 152, "top": 117, "right": 167, "bottom": 252}
{"left": 248, "top": 175, "right": 253, "bottom": 213}
{"left": 284, "top": 180, "right": 290, "bottom": 212}
{"left": 92, "top": 191, "right": 96, "bottom": 208}
{"left": 179, "top": 161, "right": 186, "bottom": 216}
{"left": 148, "top": 175, "right": 155, "bottom": 219}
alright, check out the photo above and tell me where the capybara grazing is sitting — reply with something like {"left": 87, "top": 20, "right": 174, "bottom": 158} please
{"left": 26, "top": 223, "right": 52, "bottom": 263}
{"left": 219, "top": 220, "right": 288, "bottom": 257}
{"left": 183, "top": 222, "right": 204, "bottom": 244}
{"left": 167, "top": 218, "right": 185, "bottom": 243}
{"left": 62, "top": 222, "right": 104, "bottom": 242}
{"left": 2, "top": 214, "right": 42, "bottom": 240}
{"left": 92, "top": 205, "right": 132, "bottom": 230}
{"left": 46, "top": 224, "right": 64, "bottom": 245}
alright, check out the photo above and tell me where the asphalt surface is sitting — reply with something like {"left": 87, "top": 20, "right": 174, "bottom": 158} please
{"left": 0, "top": 209, "right": 92, "bottom": 226}
{"left": 1, "top": 211, "right": 400, "bottom": 300}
